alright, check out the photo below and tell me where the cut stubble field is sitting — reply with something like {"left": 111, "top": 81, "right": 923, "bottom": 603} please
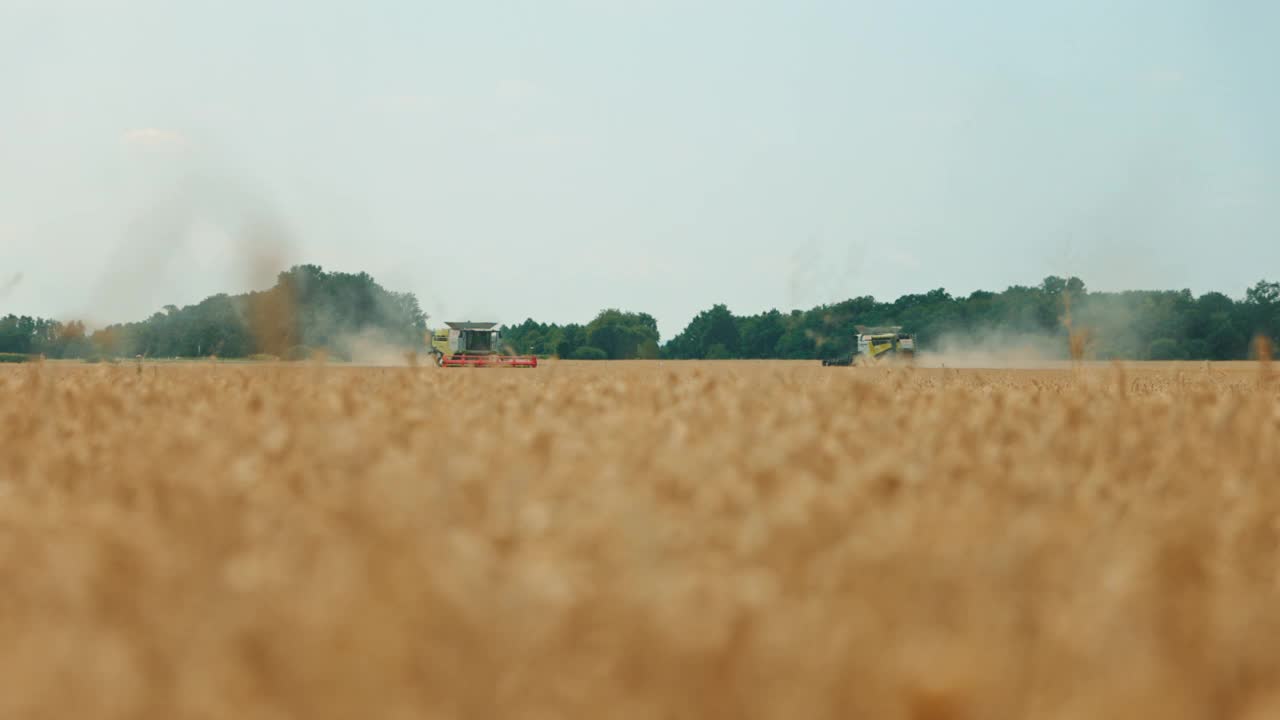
{"left": 2, "top": 359, "right": 1279, "bottom": 719}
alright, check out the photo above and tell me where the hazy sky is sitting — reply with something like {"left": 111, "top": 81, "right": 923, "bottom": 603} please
{"left": 2, "top": 1, "right": 1277, "bottom": 338}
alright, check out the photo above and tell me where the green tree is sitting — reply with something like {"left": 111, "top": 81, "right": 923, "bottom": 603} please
{"left": 555, "top": 324, "right": 586, "bottom": 359}
{"left": 570, "top": 346, "right": 607, "bottom": 360}
{"left": 700, "top": 305, "right": 740, "bottom": 357}
{"left": 1147, "top": 338, "right": 1185, "bottom": 360}
{"left": 85, "top": 265, "right": 428, "bottom": 360}
{"left": 584, "top": 309, "right": 659, "bottom": 359}
{"left": 739, "top": 310, "right": 786, "bottom": 358}
{"left": 705, "top": 343, "right": 732, "bottom": 360}
{"left": 1245, "top": 279, "right": 1280, "bottom": 343}
{"left": 662, "top": 304, "right": 742, "bottom": 359}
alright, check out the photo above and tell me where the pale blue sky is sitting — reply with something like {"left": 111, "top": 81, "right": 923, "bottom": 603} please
{"left": 2, "top": 0, "right": 1277, "bottom": 338}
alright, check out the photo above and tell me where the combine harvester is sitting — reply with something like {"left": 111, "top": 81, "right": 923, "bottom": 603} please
{"left": 822, "top": 325, "right": 916, "bottom": 366}
{"left": 429, "top": 321, "right": 538, "bottom": 368}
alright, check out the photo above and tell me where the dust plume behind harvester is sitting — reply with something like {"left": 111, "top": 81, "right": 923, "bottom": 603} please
{"left": 822, "top": 325, "right": 916, "bottom": 366}
{"left": 429, "top": 321, "right": 538, "bottom": 368}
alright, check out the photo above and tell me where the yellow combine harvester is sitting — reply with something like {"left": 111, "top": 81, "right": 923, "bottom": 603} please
{"left": 822, "top": 325, "right": 916, "bottom": 366}
{"left": 428, "top": 321, "right": 537, "bottom": 368}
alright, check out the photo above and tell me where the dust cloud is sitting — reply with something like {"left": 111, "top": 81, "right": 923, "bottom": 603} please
{"left": 915, "top": 329, "right": 1070, "bottom": 369}
{"left": 88, "top": 171, "right": 297, "bottom": 328}
{"left": 339, "top": 328, "right": 418, "bottom": 367}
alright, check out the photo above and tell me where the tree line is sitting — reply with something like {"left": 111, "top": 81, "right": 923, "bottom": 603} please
{"left": 0, "top": 265, "right": 427, "bottom": 361}
{"left": 500, "top": 310, "right": 660, "bottom": 361}
{"left": 3, "top": 272, "right": 1277, "bottom": 362}
{"left": 502, "top": 277, "right": 1280, "bottom": 361}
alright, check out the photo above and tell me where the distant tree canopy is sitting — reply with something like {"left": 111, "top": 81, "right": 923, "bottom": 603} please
{"left": 502, "top": 309, "right": 659, "bottom": 361}
{"left": 0, "top": 316, "right": 92, "bottom": 359}
{"left": 2, "top": 274, "right": 1277, "bottom": 362}
{"left": 0, "top": 265, "right": 427, "bottom": 360}
{"left": 659, "top": 277, "right": 1280, "bottom": 362}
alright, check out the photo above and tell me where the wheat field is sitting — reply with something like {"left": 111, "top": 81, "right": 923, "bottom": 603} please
{"left": 2, "top": 358, "right": 1278, "bottom": 719}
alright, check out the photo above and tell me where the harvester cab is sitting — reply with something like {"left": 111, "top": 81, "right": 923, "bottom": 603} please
{"left": 429, "top": 321, "right": 538, "bottom": 368}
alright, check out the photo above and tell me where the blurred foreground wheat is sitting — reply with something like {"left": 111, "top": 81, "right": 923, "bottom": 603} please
{"left": 2, "top": 360, "right": 1279, "bottom": 719}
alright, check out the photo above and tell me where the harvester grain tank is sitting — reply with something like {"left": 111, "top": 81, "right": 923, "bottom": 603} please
{"left": 429, "top": 321, "right": 538, "bottom": 368}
